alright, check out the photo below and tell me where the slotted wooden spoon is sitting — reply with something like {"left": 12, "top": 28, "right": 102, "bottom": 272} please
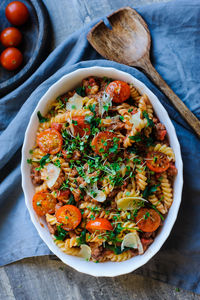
{"left": 87, "top": 7, "right": 200, "bottom": 137}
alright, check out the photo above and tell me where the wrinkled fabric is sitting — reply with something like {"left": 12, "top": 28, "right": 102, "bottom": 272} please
{"left": 0, "top": 0, "right": 200, "bottom": 293}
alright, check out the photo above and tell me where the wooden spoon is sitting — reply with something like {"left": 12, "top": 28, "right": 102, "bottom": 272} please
{"left": 87, "top": 7, "right": 200, "bottom": 137}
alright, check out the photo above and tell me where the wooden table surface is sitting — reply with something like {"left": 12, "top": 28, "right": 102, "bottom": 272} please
{"left": 1, "top": 0, "right": 199, "bottom": 299}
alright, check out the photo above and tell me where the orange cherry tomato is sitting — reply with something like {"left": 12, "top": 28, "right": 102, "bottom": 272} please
{"left": 146, "top": 151, "right": 170, "bottom": 173}
{"left": 0, "top": 27, "right": 22, "bottom": 47}
{"left": 32, "top": 192, "right": 57, "bottom": 217}
{"left": 106, "top": 80, "right": 130, "bottom": 103}
{"left": 57, "top": 190, "right": 70, "bottom": 202}
{"left": 135, "top": 208, "right": 161, "bottom": 232}
{"left": 0, "top": 47, "right": 23, "bottom": 71}
{"left": 72, "top": 116, "right": 90, "bottom": 137}
{"left": 91, "top": 131, "right": 120, "bottom": 157}
{"left": 55, "top": 205, "right": 82, "bottom": 231}
{"left": 5, "top": 1, "right": 29, "bottom": 26}
{"left": 86, "top": 218, "right": 113, "bottom": 233}
{"left": 37, "top": 128, "right": 63, "bottom": 155}
{"left": 51, "top": 122, "right": 62, "bottom": 132}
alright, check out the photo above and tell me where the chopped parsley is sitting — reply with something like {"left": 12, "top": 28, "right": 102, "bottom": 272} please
{"left": 37, "top": 111, "right": 49, "bottom": 123}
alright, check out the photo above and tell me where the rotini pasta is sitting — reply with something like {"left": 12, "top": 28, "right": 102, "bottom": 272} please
{"left": 29, "top": 76, "right": 177, "bottom": 262}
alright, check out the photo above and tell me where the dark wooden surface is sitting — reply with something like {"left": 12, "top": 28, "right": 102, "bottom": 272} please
{"left": 1, "top": 0, "right": 199, "bottom": 299}
{"left": 0, "top": 0, "right": 51, "bottom": 97}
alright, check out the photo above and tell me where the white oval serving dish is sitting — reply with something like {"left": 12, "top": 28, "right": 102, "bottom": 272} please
{"left": 21, "top": 66, "right": 183, "bottom": 276}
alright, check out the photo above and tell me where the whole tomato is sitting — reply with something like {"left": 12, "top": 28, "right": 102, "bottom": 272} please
{"left": 5, "top": 1, "right": 29, "bottom": 26}
{"left": 0, "top": 27, "right": 22, "bottom": 47}
{"left": 0, "top": 47, "right": 23, "bottom": 71}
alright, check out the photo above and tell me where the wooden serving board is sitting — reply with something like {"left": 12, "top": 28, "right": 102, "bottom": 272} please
{"left": 0, "top": 0, "right": 51, "bottom": 97}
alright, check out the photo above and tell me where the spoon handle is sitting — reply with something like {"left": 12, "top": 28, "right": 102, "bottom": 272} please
{"left": 139, "top": 60, "right": 200, "bottom": 138}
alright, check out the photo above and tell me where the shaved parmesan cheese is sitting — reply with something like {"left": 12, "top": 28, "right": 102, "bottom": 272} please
{"left": 117, "top": 196, "right": 148, "bottom": 210}
{"left": 129, "top": 111, "right": 142, "bottom": 128}
{"left": 79, "top": 244, "right": 91, "bottom": 260}
{"left": 43, "top": 163, "right": 60, "bottom": 188}
{"left": 66, "top": 93, "right": 83, "bottom": 111}
{"left": 87, "top": 182, "right": 106, "bottom": 203}
{"left": 121, "top": 232, "right": 143, "bottom": 254}
{"left": 99, "top": 92, "right": 112, "bottom": 116}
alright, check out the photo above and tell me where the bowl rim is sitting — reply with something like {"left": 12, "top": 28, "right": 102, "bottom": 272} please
{"left": 21, "top": 66, "right": 183, "bottom": 277}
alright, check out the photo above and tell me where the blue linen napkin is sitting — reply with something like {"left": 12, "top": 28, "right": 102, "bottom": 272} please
{"left": 0, "top": 0, "right": 200, "bottom": 293}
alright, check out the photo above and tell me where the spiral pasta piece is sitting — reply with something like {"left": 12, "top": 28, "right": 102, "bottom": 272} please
{"left": 148, "top": 194, "right": 168, "bottom": 214}
{"left": 135, "top": 164, "right": 147, "bottom": 191}
{"left": 130, "top": 84, "right": 141, "bottom": 102}
{"left": 153, "top": 144, "right": 175, "bottom": 161}
{"left": 160, "top": 173, "right": 173, "bottom": 209}
{"left": 106, "top": 250, "right": 133, "bottom": 262}
{"left": 35, "top": 182, "right": 48, "bottom": 193}
{"left": 46, "top": 213, "right": 58, "bottom": 225}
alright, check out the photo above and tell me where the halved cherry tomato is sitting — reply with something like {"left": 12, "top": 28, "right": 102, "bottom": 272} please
{"left": 57, "top": 190, "right": 70, "bottom": 202}
{"left": 51, "top": 122, "right": 62, "bottom": 132}
{"left": 55, "top": 205, "right": 82, "bottom": 231}
{"left": 106, "top": 80, "right": 130, "bottom": 103}
{"left": 86, "top": 218, "right": 113, "bottom": 233}
{"left": 0, "top": 47, "right": 23, "bottom": 71}
{"left": 146, "top": 151, "right": 169, "bottom": 173}
{"left": 72, "top": 116, "right": 90, "bottom": 137}
{"left": 91, "top": 131, "right": 120, "bottom": 157}
{"left": 135, "top": 208, "right": 161, "bottom": 232}
{"left": 0, "top": 27, "right": 22, "bottom": 47}
{"left": 32, "top": 192, "right": 57, "bottom": 217}
{"left": 37, "top": 128, "right": 63, "bottom": 155}
{"left": 5, "top": 1, "right": 29, "bottom": 26}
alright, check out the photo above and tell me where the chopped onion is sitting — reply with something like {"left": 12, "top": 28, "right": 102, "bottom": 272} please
{"left": 66, "top": 93, "right": 83, "bottom": 111}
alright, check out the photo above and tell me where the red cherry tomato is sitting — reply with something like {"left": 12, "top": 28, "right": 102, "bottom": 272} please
{"left": 135, "top": 208, "right": 161, "bottom": 232}
{"left": 106, "top": 80, "right": 130, "bottom": 103}
{"left": 146, "top": 151, "right": 170, "bottom": 173}
{"left": 91, "top": 131, "right": 120, "bottom": 157}
{"left": 32, "top": 192, "right": 57, "bottom": 217}
{"left": 86, "top": 218, "right": 113, "bottom": 233}
{"left": 0, "top": 27, "right": 22, "bottom": 47}
{"left": 51, "top": 122, "right": 63, "bottom": 132}
{"left": 5, "top": 1, "right": 29, "bottom": 26}
{"left": 0, "top": 47, "right": 23, "bottom": 71}
{"left": 37, "top": 128, "right": 63, "bottom": 155}
{"left": 57, "top": 190, "right": 70, "bottom": 202}
{"left": 55, "top": 205, "right": 82, "bottom": 231}
{"left": 72, "top": 116, "right": 90, "bottom": 137}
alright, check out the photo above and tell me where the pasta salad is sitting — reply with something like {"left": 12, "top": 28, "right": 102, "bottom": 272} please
{"left": 28, "top": 76, "right": 177, "bottom": 262}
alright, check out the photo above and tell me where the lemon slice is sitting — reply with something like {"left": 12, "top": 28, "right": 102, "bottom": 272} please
{"left": 121, "top": 232, "right": 144, "bottom": 254}
{"left": 41, "top": 163, "right": 60, "bottom": 189}
{"left": 117, "top": 197, "right": 147, "bottom": 210}
{"left": 79, "top": 244, "right": 91, "bottom": 260}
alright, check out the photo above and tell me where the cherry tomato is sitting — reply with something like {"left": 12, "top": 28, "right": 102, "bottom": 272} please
{"left": 32, "top": 192, "right": 57, "bottom": 217}
{"left": 146, "top": 151, "right": 170, "bottom": 173}
{"left": 37, "top": 128, "right": 63, "bottom": 155}
{"left": 135, "top": 208, "right": 161, "bottom": 232}
{"left": 0, "top": 27, "right": 22, "bottom": 47}
{"left": 51, "top": 122, "right": 62, "bottom": 132}
{"left": 106, "top": 80, "right": 130, "bottom": 103}
{"left": 55, "top": 205, "right": 82, "bottom": 231}
{"left": 5, "top": 1, "right": 29, "bottom": 26}
{"left": 57, "top": 190, "right": 70, "bottom": 202}
{"left": 86, "top": 218, "right": 113, "bottom": 233}
{"left": 72, "top": 116, "right": 90, "bottom": 137}
{"left": 91, "top": 131, "right": 120, "bottom": 157}
{"left": 0, "top": 47, "right": 23, "bottom": 71}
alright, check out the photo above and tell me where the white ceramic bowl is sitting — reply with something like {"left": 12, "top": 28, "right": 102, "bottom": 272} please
{"left": 21, "top": 66, "right": 183, "bottom": 276}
